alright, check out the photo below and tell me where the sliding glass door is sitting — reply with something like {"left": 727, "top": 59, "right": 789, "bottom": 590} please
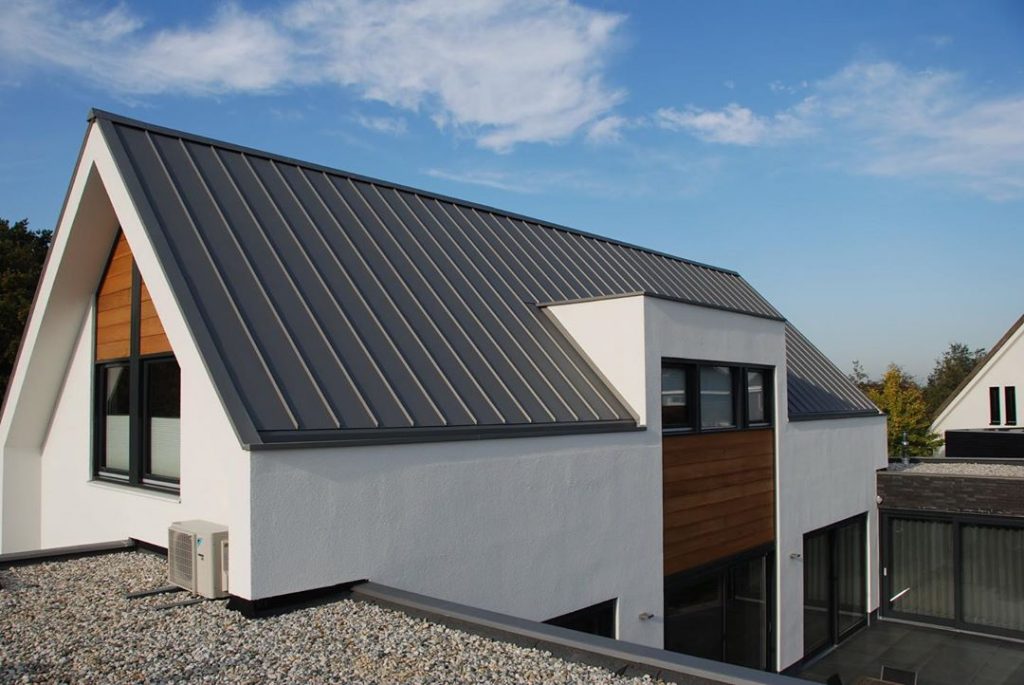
{"left": 803, "top": 515, "right": 867, "bottom": 659}
{"left": 886, "top": 515, "right": 1024, "bottom": 636}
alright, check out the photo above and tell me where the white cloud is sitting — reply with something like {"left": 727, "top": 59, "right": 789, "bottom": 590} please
{"left": 0, "top": 0, "right": 625, "bottom": 151}
{"left": 655, "top": 103, "right": 810, "bottom": 145}
{"left": 354, "top": 114, "right": 408, "bottom": 136}
{"left": 585, "top": 115, "right": 629, "bottom": 144}
{"left": 659, "top": 61, "right": 1024, "bottom": 200}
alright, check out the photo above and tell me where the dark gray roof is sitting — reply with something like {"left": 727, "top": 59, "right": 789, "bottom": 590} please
{"left": 91, "top": 110, "right": 874, "bottom": 447}
{"left": 785, "top": 324, "right": 879, "bottom": 420}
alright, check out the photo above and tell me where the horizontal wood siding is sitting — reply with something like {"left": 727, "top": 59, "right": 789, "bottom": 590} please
{"left": 95, "top": 234, "right": 172, "bottom": 361}
{"left": 139, "top": 282, "right": 171, "bottom": 356}
{"left": 95, "top": 235, "right": 132, "bottom": 361}
{"left": 663, "top": 429, "right": 774, "bottom": 576}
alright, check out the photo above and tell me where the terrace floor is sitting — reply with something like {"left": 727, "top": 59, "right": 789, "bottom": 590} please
{"left": 798, "top": 619, "right": 1024, "bottom": 685}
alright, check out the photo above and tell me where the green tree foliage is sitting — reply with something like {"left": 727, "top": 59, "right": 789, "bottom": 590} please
{"left": 1, "top": 218, "right": 52, "bottom": 401}
{"left": 923, "top": 342, "right": 986, "bottom": 420}
{"left": 864, "top": 364, "right": 943, "bottom": 456}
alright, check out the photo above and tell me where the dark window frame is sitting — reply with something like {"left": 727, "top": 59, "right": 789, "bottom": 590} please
{"left": 880, "top": 509, "right": 1024, "bottom": 640}
{"left": 92, "top": 237, "right": 179, "bottom": 494}
{"left": 989, "top": 386, "right": 1001, "bottom": 425}
{"left": 1005, "top": 387, "right": 1017, "bottom": 426}
{"left": 661, "top": 358, "right": 773, "bottom": 434}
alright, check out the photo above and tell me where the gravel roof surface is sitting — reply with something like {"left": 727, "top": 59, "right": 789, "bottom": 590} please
{"left": 890, "top": 462, "right": 1024, "bottom": 478}
{"left": 0, "top": 552, "right": 661, "bottom": 684}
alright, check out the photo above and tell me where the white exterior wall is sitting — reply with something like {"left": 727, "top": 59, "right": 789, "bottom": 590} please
{"left": 0, "top": 125, "right": 254, "bottom": 598}
{"left": 776, "top": 415, "right": 887, "bottom": 669}
{"left": 931, "top": 320, "right": 1024, "bottom": 447}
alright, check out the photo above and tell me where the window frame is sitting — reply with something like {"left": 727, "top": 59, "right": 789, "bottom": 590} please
{"left": 92, "top": 238, "right": 180, "bottom": 494}
{"left": 989, "top": 386, "right": 1001, "bottom": 425}
{"left": 661, "top": 358, "right": 773, "bottom": 434}
{"left": 1005, "top": 387, "right": 1017, "bottom": 426}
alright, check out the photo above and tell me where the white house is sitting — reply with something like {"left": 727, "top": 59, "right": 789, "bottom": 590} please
{"left": 931, "top": 315, "right": 1024, "bottom": 452}
{"left": 0, "top": 110, "right": 886, "bottom": 673}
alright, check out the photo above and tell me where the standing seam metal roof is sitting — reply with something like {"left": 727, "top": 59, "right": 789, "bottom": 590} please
{"left": 92, "top": 110, "right": 875, "bottom": 447}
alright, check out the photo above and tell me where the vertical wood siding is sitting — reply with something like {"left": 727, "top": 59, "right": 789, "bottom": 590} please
{"left": 663, "top": 428, "right": 775, "bottom": 576}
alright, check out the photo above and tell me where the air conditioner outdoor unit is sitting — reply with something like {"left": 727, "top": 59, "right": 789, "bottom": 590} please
{"left": 167, "top": 520, "right": 229, "bottom": 599}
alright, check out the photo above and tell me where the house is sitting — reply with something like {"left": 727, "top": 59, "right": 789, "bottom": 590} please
{"left": 0, "top": 110, "right": 886, "bottom": 673}
{"left": 931, "top": 315, "right": 1024, "bottom": 456}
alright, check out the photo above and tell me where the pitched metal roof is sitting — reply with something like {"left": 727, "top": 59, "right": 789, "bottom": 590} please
{"left": 785, "top": 324, "right": 879, "bottom": 420}
{"left": 92, "top": 110, "right": 873, "bottom": 447}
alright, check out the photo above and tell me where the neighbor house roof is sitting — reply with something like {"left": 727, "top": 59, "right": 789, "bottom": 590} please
{"left": 90, "top": 110, "right": 876, "bottom": 448}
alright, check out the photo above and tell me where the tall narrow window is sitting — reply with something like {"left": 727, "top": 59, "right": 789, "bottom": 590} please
{"left": 746, "top": 369, "right": 767, "bottom": 424}
{"left": 989, "top": 387, "right": 1001, "bottom": 425}
{"left": 662, "top": 366, "right": 692, "bottom": 429}
{"left": 94, "top": 232, "right": 179, "bottom": 491}
{"left": 1006, "top": 387, "right": 1017, "bottom": 426}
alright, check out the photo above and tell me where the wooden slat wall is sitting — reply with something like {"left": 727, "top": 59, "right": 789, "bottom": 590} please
{"left": 96, "top": 235, "right": 133, "bottom": 361}
{"left": 95, "top": 234, "right": 172, "bottom": 361}
{"left": 663, "top": 428, "right": 775, "bottom": 576}
{"left": 139, "top": 282, "right": 172, "bottom": 356}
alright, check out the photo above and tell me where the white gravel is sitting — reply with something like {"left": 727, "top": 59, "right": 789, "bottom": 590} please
{"left": 0, "top": 552, "right": 662, "bottom": 684}
{"left": 890, "top": 462, "right": 1024, "bottom": 478}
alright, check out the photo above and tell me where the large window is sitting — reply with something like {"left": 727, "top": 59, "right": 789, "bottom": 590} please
{"left": 94, "top": 233, "right": 179, "bottom": 492}
{"left": 661, "top": 361, "right": 772, "bottom": 432}
{"left": 803, "top": 515, "right": 867, "bottom": 659}
{"left": 885, "top": 515, "right": 1024, "bottom": 636}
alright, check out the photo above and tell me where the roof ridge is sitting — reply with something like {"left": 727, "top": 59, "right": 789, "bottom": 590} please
{"left": 87, "top": 108, "right": 741, "bottom": 277}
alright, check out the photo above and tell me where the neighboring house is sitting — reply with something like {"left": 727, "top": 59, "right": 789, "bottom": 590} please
{"left": 0, "top": 111, "right": 886, "bottom": 673}
{"left": 931, "top": 315, "right": 1024, "bottom": 455}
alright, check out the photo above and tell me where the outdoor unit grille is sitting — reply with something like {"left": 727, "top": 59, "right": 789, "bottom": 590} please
{"left": 168, "top": 528, "right": 196, "bottom": 590}
{"left": 167, "top": 520, "right": 229, "bottom": 599}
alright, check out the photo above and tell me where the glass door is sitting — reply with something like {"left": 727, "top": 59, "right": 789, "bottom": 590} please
{"left": 803, "top": 515, "right": 867, "bottom": 659}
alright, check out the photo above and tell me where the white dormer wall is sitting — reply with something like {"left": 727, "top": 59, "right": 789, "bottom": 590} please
{"left": 931, "top": 320, "right": 1024, "bottom": 448}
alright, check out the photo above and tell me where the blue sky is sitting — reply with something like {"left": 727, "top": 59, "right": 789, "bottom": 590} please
{"left": 1, "top": 0, "right": 1022, "bottom": 380}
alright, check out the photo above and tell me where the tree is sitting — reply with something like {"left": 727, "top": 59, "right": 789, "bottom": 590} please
{"left": 848, "top": 360, "right": 877, "bottom": 393}
{"left": 865, "top": 364, "right": 943, "bottom": 456}
{"left": 923, "top": 342, "right": 986, "bottom": 420}
{"left": 1, "top": 218, "right": 52, "bottom": 402}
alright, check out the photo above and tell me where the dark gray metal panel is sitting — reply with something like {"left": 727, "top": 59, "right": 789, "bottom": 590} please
{"left": 98, "top": 109, "right": 871, "bottom": 443}
{"left": 785, "top": 323, "right": 880, "bottom": 420}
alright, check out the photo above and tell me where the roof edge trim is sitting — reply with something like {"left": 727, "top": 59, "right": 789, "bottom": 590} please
{"left": 86, "top": 108, "right": 741, "bottom": 277}
{"left": 789, "top": 410, "right": 883, "bottom": 422}
{"left": 538, "top": 291, "right": 785, "bottom": 322}
{"left": 251, "top": 419, "right": 642, "bottom": 450}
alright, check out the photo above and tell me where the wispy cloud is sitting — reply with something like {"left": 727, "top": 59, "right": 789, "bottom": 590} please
{"left": 659, "top": 61, "right": 1024, "bottom": 200}
{"left": 585, "top": 115, "right": 629, "bottom": 144}
{"left": 654, "top": 103, "right": 811, "bottom": 145}
{"left": 0, "top": 0, "right": 625, "bottom": 151}
{"left": 354, "top": 114, "right": 408, "bottom": 136}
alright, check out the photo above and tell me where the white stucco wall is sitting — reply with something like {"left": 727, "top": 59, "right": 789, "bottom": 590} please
{"left": 0, "top": 125, "right": 253, "bottom": 598}
{"left": 776, "top": 414, "right": 886, "bottom": 669}
{"left": 249, "top": 430, "right": 663, "bottom": 646}
{"left": 931, "top": 319, "right": 1024, "bottom": 446}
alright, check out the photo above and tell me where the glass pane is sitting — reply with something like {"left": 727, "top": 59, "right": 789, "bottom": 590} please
{"left": 747, "top": 370, "right": 766, "bottom": 423}
{"left": 724, "top": 556, "right": 767, "bottom": 669}
{"left": 804, "top": 530, "right": 831, "bottom": 655}
{"left": 664, "top": 575, "right": 722, "bottom": 660}
{"left": 661, "top": 366, "right": 690, "bottom": 428}
{"left": 700, "top": 366, "right": 735, "bottom": 429}
{"left": 145, "top": 359, "right": 181, "bottom": 480}
{"left": 963, "top": 524, "right": 1024, "bottom": 631}
{"left": 836, "top": 520, "right": 866, "bottom": 636}
{"left": 103, "top": 365, "right": 131, "bottom": 471}
{"left": 890, "top": 518, "right": 955, "bottom": 619}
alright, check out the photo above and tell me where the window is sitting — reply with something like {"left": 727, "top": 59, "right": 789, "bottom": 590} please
{"left": 544, "top": 599, "right": 616, "bottom": 638}
{"left": 700, "top": 366, "right": 735, "bottom": 429}
{"left": 94, "top": 232, "right": 179, "bottom": 491}
{"left": 662, "top": 361, "right": 772, "bottom": 432}
{"left": 1006, "top": 387, "right": 1017, "bottom": 426}
{"left": 989, "top": 387, "right": 1001, "bottom": 425}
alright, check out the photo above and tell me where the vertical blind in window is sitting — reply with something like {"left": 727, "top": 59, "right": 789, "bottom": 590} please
{"left": 962, "top": 524, "right": 1024, "bottom": 631}
{"left": 890, "top": 519, "right": 955, "bottom": 619}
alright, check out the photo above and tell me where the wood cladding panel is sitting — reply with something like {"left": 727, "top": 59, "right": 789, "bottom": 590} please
{"left": 96, "top": 235, "right": 133, "bottom": 361}
{"left": 663, "top": 428, "right": 774, "bottom": 576}
{"left": 95, "top": 235, "right": 173, "bottom": 361}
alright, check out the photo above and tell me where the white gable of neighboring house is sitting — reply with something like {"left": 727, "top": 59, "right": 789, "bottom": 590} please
{"left": 931, "top": 315, "right": 1024, "bottom": 447}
